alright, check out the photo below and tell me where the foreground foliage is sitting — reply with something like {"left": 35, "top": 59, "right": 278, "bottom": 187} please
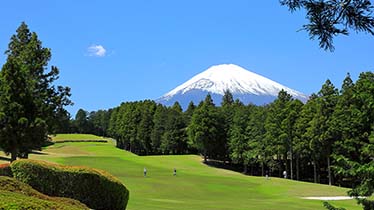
{"left": 280, "top": 0, "right": 374, "bottom": 51}
{"left": 11, "top": 159, "right": 129, "bottom": 210}
{"left": 0, "top": 176, "right": 88, "bottom": 210}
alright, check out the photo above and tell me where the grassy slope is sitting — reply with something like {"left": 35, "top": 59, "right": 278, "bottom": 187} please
{"left": 13, "top": 134, "right": 358, "bottom": 210}
{"left": 50, "top": 134, "right": 109, "bottom": 142}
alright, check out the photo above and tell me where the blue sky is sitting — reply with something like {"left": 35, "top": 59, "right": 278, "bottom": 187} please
{"left": 1, "top": 1, "right": 373, "bottom": 116}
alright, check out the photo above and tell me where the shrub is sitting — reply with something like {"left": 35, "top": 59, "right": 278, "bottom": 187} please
{"left": 11, "top": 159, "right": 129, "bottom": 210}
{"left": 0, "top": 176, "right": 88, "bottom": 210}
{"left": 0, "top": 163, "right": 12, "bottom": 177}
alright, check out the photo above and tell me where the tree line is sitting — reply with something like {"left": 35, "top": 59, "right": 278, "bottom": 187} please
{"left": 72, "top": 72, "right": 373, "bottom": 189}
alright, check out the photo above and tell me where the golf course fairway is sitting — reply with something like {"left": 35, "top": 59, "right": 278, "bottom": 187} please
{"left": 1, "top": 135, "right": 361, "bottom": 210}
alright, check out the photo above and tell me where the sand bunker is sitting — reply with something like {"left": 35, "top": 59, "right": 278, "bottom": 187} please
{"left": 302, "top": 196, "right": 363, "bottom": 200}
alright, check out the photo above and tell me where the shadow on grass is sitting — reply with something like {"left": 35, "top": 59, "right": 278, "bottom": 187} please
{"left": 0, "top": 156, "right": 11, "bottom": 162}
{"left": 204, "top": 159, "right": 243, "bottom": 173}
{"left": 30, "top": 150, "right": 48, "bottom": 155}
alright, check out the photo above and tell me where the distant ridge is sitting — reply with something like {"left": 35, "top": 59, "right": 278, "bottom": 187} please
{"left": 156, "top": 64, "right": 308, "bottom": 108}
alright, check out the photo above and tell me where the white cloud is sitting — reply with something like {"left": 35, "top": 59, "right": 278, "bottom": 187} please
{"left": 87, "top": 44, "right": 106, "bottom": 57}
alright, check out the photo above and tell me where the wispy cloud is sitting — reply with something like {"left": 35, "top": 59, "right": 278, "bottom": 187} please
{"left": 87, "top": 44, "right": 106, "bottom": 57}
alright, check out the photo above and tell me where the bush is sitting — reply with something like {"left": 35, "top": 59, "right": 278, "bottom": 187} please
{"left": 0, "top": 176, "right": 88, "bottom": 210}
{"left": 0, "top": 163, "right": 12, "bottom": 177}
{"left": 11, "top": 159, "right": 129, "bottom": 210}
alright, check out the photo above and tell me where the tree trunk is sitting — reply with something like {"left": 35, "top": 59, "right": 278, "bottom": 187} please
{"left": 278, "top": 154, "right": 282, "bottom": 177}
{"left": 261, "top": 162, "right": 264, "bottom": 177}
{"left": 284, "top": 152, "right": 288, "bottom": 179}
{"left": 11, "top": 149, "right": 17, "bottom": 162}
{"left": 313, "top": 160, "right": 317, "bottom": 183}
{"left": 327, "top": 155, "right": 332, "bottom": 186}
{"left": 203, "top": 149, "right": 207, "bottom": 163}
{"left": 296, "top": 155, "right": 300, "bottom": 181}
{"left": 243, "top": 164, "right": 248, "bottom": 174}
{"left": 290, "top": 148, "right": 293, "bottom": 180}
{"left": 20, "top": 152, "right": 29, "bottom": 159}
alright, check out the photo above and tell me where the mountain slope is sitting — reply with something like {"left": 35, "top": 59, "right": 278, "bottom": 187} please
{"left": 157, "top": 64, "right": 308, "bottom": 108}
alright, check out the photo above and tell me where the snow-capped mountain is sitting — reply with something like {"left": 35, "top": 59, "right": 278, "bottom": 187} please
{"left": 156, "top": 64, "right": 308, "bottom": 108}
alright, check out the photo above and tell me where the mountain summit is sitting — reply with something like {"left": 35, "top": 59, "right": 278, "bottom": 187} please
{"left": 156, "top": 64, "right": 308, "bottom": 108}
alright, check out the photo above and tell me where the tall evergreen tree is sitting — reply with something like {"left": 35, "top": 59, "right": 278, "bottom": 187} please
{"left": 265, "top": 90, "right": 293, "bottom": 177}
{"left": 151, "top": 104, "right": 167, "bottom": 154}
{"left": 137, "top": 101, "right": 156, "bottom": 155}
{"left": 75, "top": 109, "right": 89, "bottom": 134}
{"left": 228, "top": 102, "right": 249, "bottom": 172}
{"left": 326, "top": 72, "right": 374, "bottom": 210}
{"left": 294, "top": 94, "right": 318, "bottom": 181}
{"left": 318, "top": 80, "right": 339, "bottom": 185}
{"left": 221, "top": 90, "right": 235, "bottom": 161}
{"left": 0, "top": 22, "right": 72, "bottom": 161}
{"left": 187, "top": 94, "right": 221, "bottom": 162}
{"left": 161, "top": 102, "right": 188, "bottom": 154}
{"left": 281, "top": 99, "right": 303, "bottom": 179}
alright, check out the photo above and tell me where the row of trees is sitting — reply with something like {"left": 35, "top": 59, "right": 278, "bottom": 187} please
{"left": 73, "top": 72, "right": 374, "bottom": 209}
{"left": 75, "top": 72, "right": 373, "bottom": 190}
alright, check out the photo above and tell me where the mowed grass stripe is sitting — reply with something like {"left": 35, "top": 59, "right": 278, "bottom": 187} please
{"left": 50, "top": 134, "right": 110, "bottom": 142}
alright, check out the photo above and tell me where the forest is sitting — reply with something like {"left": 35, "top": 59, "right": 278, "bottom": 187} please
{"left": 68, "top": 72, "right": 374, "bottom": 188}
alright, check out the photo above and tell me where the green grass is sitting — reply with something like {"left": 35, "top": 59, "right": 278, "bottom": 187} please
{"left": 0, "top": 134, "right": 362, "bottom": 209}
{"left": 50, "top": 133, "right": 109, "bottom": 142}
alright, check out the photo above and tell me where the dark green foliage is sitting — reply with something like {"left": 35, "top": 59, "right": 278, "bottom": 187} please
{"left": 0, "top": 163, "right": 12, "bottom": 177}
{"left": 188, "top": 94, "right": 224, "bottom": 162}
{"left": 280, "top": 0, "right": 374, "bottom": 51}
{"left": 228, "top": 103, "right": 252, "bottom": 173}
{"left": 0, "top": 176, "right": 88, "bottom": 210}
{"left": 151, "top": 104, "right": 168, "bottom": 153}
{"left": 265, "top": 90, "right": 293, "bottom": 177}
{"left": 323, "top": 201, "right": 346, "bottom": 210}
{"left": 88, "top": 109, "right": 111, "bottom": 136}
{"left": 108, "top": 100, "right": 157, "bottom": 155}
{"left": 10, "top": 159, "right": 129, "bottom": 210}
{"left": 327, "top": 72, "right": 374, "bottom": 210}
{"left": 161, "top": 102, "right": 188, "bottom": 154}
{"left": 0, "top": 22, "right": 72, "bottom": 161}
{"left": 74, "top": 109, "right": 90, "bottom": 134}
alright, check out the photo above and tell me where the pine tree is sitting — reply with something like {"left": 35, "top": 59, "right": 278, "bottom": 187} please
{"left": 161, "top": 102, "right": 187, "bottom": 154}
{"left": 318, "top": 79, "right": 339, "bottom": 185}
{"left": 137, "top": 100, "right": 156, "bottom": 155}
{"left": 75, "top": 109, "right": 89, "bottom": 134}
{"left": 280, "top": 0, "right": 374, "bottom": 51}
{"left": 151, "top": 104, "right": 167, "bottom": 154}
{"left": 228, "top": 102, "right": 249, "bottom": 173}
{"left": 265, "top": 90, "right": 293, "bottom": 177}
{"left": 281, "top": 99, "right": 303, "bottom": 179}
{"left": 0, "top": 22, "right": 72, "bottom": 161}
{"left": 187, "top": 94, "right": 221, "bottom": 162}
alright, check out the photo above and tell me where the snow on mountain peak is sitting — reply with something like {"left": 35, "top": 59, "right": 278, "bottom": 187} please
{"left": 162, "top": 64, "right": 307, "bottom": 100}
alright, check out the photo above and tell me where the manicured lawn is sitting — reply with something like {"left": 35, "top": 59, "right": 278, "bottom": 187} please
{"left": 18, "top": 134, "right": 360, "bottom": 210}
{"left": 50, "top": 134, "right": 110, "bottom": 142}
